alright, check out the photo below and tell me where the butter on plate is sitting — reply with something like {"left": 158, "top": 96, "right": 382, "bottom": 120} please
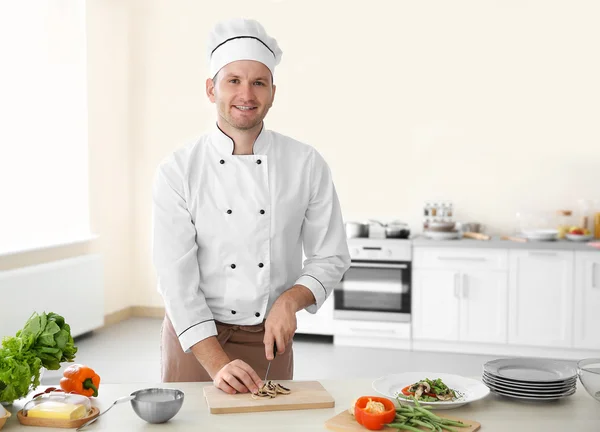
{"left": 27, "top": 401, "right": 87, "bottom": 420}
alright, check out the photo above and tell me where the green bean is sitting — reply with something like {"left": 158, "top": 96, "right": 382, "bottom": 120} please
{"left": 387, "top": 424, "right": 424, "bottom": 432}
{"left": 439, "top": 426, "right": 459, "bottom": 432}
{"left": 411, "top": 419, "right": 436, "bottom": 430}
{"left": 414, "top": 406, "right": 442, "bottom": 420}
{"left": 439, "top": 419, "right": 470, "bottom": 427}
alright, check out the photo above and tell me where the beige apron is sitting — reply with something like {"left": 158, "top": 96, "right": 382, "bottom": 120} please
{"left": 160, "top": 316, "right": 294, "bottom": 383}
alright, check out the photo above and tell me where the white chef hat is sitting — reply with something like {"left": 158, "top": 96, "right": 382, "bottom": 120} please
{"left": 207, "top": 18, "right": 283, "bottom": 79}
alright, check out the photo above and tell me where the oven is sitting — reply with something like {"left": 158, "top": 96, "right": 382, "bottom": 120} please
{"left": 334, "top": 238, "right": 412, "bottom": 323}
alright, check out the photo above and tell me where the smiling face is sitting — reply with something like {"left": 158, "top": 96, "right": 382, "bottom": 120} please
{"left": 206, "top": 60, "right": 276, "bottom": 132}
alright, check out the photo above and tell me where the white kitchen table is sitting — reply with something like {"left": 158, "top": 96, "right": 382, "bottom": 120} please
{"left": 2, "top": 379, "right": 599, "bottom": 431}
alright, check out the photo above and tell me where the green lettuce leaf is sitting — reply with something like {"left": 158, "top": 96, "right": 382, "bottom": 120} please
{"left": 0, "top": 337, "right": 42, "bottom": 403}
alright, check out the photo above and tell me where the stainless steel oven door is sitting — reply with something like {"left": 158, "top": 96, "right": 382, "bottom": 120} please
{"left": 334, "top": 261, "right": 411, "bottom": 322}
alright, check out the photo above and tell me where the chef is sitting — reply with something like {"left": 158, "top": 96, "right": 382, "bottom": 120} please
{"left": 152, "top": 18, "right": 350, "bottom": 395}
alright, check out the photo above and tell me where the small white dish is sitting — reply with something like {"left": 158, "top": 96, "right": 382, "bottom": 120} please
{"left": 522, "top": 229, "right": 559, "bottom": 241}
{"left": 566, "top": 233, "right": 593, "bottom": 242}
{"left": 372, "top": 372, "right": 489, "bottom": 410}
{"left": 428, "top": 221, "right": 456, "bottom": 231}
{"left": 424, "top": 230, "right": 461, "bottom": 241}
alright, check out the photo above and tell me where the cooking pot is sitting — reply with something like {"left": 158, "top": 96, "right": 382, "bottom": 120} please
{"left": 345, "top": 221, "right": 369, "bottom": 238}
{"left": 368, "top": 220, "right": 411, "bottom": 239}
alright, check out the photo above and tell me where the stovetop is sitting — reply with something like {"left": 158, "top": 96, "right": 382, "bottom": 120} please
{"left": 347, "top": 238, "right": 412, "bottom": 262}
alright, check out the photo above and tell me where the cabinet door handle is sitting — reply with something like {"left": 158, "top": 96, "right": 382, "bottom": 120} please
{"left": 528, "top": 251, "right": 557, "bottom": 257}
{"left": 349, "top": 327, "right": 396, "bottom": 334}
{"left": 439, "top": 256, "right": 486, "bottom": 262}
{"left": 462, "top": 274, "right": 469, "bottom": 298}
{"left": 454, "top": 273, "right": 460, "bottom": 298}
{"left": 593, "top": 263, "right": 598, "bottom": 289}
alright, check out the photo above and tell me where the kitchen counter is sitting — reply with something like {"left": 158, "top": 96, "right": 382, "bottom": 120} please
{"left": 412, "top": 235, "right": 600, "bottom": 251}
{"left": 3, "top": 380, "right": 599, "bottom": 431}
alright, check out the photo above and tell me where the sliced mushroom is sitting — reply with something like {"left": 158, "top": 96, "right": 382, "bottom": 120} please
{"left": 436, "top": 393, "right": 454, "bottom": 401}
{"left": 414, "top": 381, "right": 431, "bottom": 399}
{"left": 251, "top": 381, "right": 291, "bottom": 399}
{"left": 274, "top": 383, "right": 291, "bottom": 394}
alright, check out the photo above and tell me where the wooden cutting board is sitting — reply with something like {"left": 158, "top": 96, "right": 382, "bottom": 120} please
{"left": 204, "top": 380, "right": 335, "bottom": 414}
{"left": 325, "top": 410, "right": 481, "bottom": 431}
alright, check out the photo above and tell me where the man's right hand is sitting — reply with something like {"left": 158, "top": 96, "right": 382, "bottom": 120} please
{"left": 213, "top": 359, "right": 263, "bottom": 395}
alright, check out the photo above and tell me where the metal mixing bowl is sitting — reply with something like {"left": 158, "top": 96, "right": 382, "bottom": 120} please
{"left": 130, "top": 388, "right": 184, "bottom": 424}
{"left": 578, "top": 358, "right": 600, "bottom": 402}
{"left": 345, "top": 221, "right": 369, "bottom": 238}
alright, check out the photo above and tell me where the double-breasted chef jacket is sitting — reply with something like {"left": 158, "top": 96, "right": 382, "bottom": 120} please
{"left": 152, "top": 124, "right": 351, "bottom": 353}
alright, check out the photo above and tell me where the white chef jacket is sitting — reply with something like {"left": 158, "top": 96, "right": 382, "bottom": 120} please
{"left": 152, "top": 123, "right": 351, "bottom": 353}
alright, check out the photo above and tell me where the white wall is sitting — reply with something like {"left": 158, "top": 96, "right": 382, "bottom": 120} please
{"left": 0, "top": 1, "right": 133, "bottom": 318}
{"left": 126, "top": 0, "right": 600, "bottom": 307}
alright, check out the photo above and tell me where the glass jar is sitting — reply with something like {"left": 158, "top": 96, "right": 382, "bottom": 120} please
{"left": 556, "top": 210, "right": 573, "bottom": 239}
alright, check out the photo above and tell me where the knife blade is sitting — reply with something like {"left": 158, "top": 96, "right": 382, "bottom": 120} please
{"left": 263, "top": 342, "right": 277, "bottom": 383}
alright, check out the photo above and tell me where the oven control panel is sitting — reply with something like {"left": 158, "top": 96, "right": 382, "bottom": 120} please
{"left": 348, "top": 238, "right": 412, "bottom": 262}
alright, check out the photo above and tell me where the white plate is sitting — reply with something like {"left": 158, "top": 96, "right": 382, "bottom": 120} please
{"left": 484, "top": 378, "right": 576, "bottom": 397}
{"left": 566, "top": 233, "right": 593, "bottom": 242}
{"left": 484, "top": 358, "right": 577, "bottom": 382}
{"left": 522, "top": 230, "right": 558, "bottom": 241}
{"left": 484, "top": 379, "right": 576, "bottom": 400}
{"left": 372, "top": 372, "right": 489, "bottom": 410}
{"left": 429, "top": 221, "right": 455, "bottom": 230}
{"left": 482, "top": 375, "right": 576, "bottom": 394}
{"left": 424, "top": 230, "right": 461, "bottom": 241}
{"left": 482, "top": 372, "right": 576, "bottom": 390}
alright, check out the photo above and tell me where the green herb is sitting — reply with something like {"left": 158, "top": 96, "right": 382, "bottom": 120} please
{"left": 0, "top": 337, "right": 42, "bottom": 403}
{"left": 16, "top": 312, "right": 77, "bottom": 370}
{"left": 0, "top": 311, "right": 78, "bottom": 403}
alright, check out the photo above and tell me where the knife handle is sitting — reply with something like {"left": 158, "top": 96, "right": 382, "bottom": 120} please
{"left": 273, "top": 341, "right": 277, "bottom": 358}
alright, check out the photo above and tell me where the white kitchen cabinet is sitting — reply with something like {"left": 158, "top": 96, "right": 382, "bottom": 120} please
{"left": 296, "top": 292, "right": 334, "bottom": 336}
{"left": 412, "top": 269, "right": 460, "bottom": 341}
{"left": 413, "top": 248, "right": 509, "bottom": 344}
{"left": 508, "top": 250, "right": 574, "bottom": 348}
{"left": 574, "top": 251, "right": 600, "bottom": 350}
{"left": 459, "top": 270, "right": 508, "bottom": 344}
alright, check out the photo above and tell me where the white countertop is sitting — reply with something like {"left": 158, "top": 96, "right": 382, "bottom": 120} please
{"left": 2, "top": 379, "right": 599, "bottom": 431}
{"left": 411, "top": 235, "right": 600, "bottom": 251}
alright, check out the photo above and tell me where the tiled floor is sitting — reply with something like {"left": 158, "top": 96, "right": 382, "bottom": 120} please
{"left": 41, "top": 317, "right": 534, "bottom": 385}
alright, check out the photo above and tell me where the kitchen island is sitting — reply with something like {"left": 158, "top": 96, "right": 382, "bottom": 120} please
{"left": 2, "top": 379, "right": 599, "bottom": 431}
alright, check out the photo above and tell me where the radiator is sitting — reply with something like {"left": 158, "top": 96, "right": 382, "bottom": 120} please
{"left": 0, "top": 254, "right": 104, "bottom": 339}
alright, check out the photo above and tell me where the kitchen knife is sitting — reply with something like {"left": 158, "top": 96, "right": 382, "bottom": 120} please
{"left": 263, "top": 342, "right": 277, "bottom": 382}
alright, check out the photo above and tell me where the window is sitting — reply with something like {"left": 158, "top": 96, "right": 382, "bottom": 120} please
{"left": 0, "top": 1, "right": 90, "bottom": 255}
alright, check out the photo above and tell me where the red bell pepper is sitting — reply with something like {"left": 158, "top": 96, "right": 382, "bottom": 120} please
{"left": 401, "top": 385, "right": 437, "bottom": 398}
{"left": 354, "top": 396, "right": 396, "bottom": 430}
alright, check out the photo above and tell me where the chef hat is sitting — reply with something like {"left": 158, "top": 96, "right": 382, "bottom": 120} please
{"left": 207, "top": 18, "right": 283, "bottom": 79}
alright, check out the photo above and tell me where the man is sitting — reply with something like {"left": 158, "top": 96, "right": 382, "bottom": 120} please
{"left": 152, "top": 18, "right": 350, "bottom": 395}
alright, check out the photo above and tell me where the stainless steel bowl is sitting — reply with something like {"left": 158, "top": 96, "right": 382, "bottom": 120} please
{"left": 130, "top": 388, "right": 184, "bottom": 424}
{"left": 461, "top": 222, "right": 483, "bottom": 233}
{"left": 578, "top": 358, "right": 600, "bottom": 402}
{"left": 345, "top": 221, "right": 369, "bottom": 238}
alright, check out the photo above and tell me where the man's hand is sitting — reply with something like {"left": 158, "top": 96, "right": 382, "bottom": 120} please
{"left": 191, "top": 336, "right": 262, "bottom": 394}
{"left": 264, "top": 284, "right": 316, "bottom": 360}
{"left": 213, "top": 359, "right": 263, "bottom": 395}
{"left": 264, "top": 298, "right": 297, "bottom": 360}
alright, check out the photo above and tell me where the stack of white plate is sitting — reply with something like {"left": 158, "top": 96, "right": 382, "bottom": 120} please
{"left": 521, "top": 229, "right": 559, "bottom": 241}
{"left": 483, "top": 358, "right": 577, "bottom": 401}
